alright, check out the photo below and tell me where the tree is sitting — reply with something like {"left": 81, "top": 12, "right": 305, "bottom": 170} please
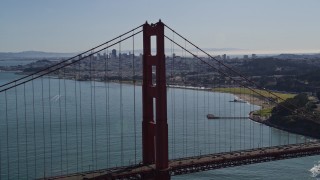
{"left": 271, "top": 93, "right": 308, "bottom": 116}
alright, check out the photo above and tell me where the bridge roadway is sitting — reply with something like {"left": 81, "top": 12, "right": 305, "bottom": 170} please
{"left": 46, "top": 141, "right": 320, "bottom": 180}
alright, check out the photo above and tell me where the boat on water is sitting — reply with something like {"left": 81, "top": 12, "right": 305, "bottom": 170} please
{"left": 207, "top": 114, "right": 219, "bottom": 119}
{"left": 229, "top": 97, "right": 246, "bottom": 103}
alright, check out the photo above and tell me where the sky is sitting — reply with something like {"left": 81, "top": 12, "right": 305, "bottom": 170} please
{"left": 0, "top": 0, "right": 320, "bottom": 54}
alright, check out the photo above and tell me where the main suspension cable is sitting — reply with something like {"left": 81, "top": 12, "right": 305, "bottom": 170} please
{"left": 164, "top": 24, "right": 316, "bottom": 119}
{"left": 164, "top": 35, "right": 299, "bottom": 117}
{"left": 0, "top": 25, "right": 144, "bottom": 90}
{"left": 0, "top": 30, "right": 143, "bottom": 93}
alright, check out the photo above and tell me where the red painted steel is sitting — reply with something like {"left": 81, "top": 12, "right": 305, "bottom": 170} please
{"left": 50, "top": 142, "right": 320, "bottom": 179}
{"left": 142, "top": 21, "right": 156, "bottom": 165}
{"left": 142, "top": 20, "right": 169, "bottom": 179}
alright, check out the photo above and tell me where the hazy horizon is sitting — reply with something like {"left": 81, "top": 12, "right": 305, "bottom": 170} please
{"left": 1, "top": 0, "right": 320, "bottom": 54}
{"left": 1, "top": 48, "right": 319, "bottom": 58}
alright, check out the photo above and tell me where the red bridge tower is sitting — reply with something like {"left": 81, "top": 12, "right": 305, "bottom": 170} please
{"left": 142, "top": 20, "right": 169, "bottom": 179}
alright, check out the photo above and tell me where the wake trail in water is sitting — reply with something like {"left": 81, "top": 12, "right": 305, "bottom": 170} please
{"left": 310, "top": 161, "right": 320, "bottom": 178}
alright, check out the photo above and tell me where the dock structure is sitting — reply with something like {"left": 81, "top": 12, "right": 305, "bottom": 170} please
{"left": 207, "top": 113, "right": 248, "bottom": 120}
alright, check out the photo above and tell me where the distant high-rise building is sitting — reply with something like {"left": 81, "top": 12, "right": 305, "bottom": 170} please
{"left": 252, "top": 54, "right": 257, "bottom": 59}
{"left": 97, "top": 53, "right": 102, "bottom": 61}
{"left": 112, "top": 49, "right": 117, "bottom": 58}
{"left": 222, "top": 54, "right": 227, "bottom": 60}
{"left": 243, "top": 55, "right": 249, "bottom": 59}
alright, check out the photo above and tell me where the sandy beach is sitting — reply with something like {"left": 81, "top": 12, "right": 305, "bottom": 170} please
{"left": 234, "top": 93, "right": 273, "bottom": 108}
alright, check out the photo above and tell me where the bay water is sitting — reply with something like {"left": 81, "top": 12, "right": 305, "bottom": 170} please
{"left": 0, "top": 61, "right": 319, "bottom": 179}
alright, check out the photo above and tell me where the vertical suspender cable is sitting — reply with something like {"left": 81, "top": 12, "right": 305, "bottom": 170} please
{"left": 252, "top": 89, "right": 259, "bottom": 148}
{"left": 48, "top": 76, "right": 53, "bottom": 175}
{"left": 213, "top": 63, "right": 217, "bottom": 153}
{"left": 193, "top": 78, "right": 196, "bottom": 156}
{"left": 32, "top": 78, "right": 37, "bottom": 177}
{"left": 196, "top": 54, "right": 199, "bottom": 155}
{"left": 233, "top": 81, "right": 236, "bottom": 150}
{"left": 93, "top": 53, "right": 98, "bottom": 170}
{"left": 249, "top": 88, "right": 252, "bottom": 148}
{"left": 78, "top": 61, "right": 83, "bottom": 171}
{"left": 93, "top": 54, "right": 98, "bottom": 170}
{"left": 74, "top": 61, "right": 79, "bottom": 173}
{"left": 231, "top": 75, "right": 233, "bottom": 150}
{"left": 5, "top": 91, "right": 10, "bottom": 180}
{"left": 119, "top": 36, "right": 124, "bottom": 166}
{"left": 229, "top": 71, "right": 232, "bottom": 151}
{"left": 218, "top": 62, "right": 221, "bottom": 152}
{"left": 182, "top": 49, "right": 186, "bottom": 157}
{"left": 223, "top": 70, "right": 226, "bottom": 152}
{"left": 251, "top": 89, "right": 254, "bottom": 148}
{"left": 64, "top": 68, "right": 69, "bottom": 174}
{"left": 107, "top": 50, "right": 111, "bottom": 167}
{"left": 15, "top": 83, "right": 20, "bottom": 179}
{"left": 260, "top": 97, "right": 262, "bottom": 147}
{"left": 252, "top": 89, "right": 255, "bottom": 148}
{"left": 170, "top": 33, "right": 174, "bottom": 158}
{"left": 90, "top": 54, "right": 94, "bottom": 170}
{"left": 254, "top": 89, "right": 256, "bottom": 147}
{"left": 243, "top": 87, "right": 245, "bottom": 149}
{"left": 239, "top": 87, "right": 242, "bottom": 149}
{"left": 132, "top": 32, "right": 137, "bottom": 164}
{"left": 0, "top": 93, "right": 2, "bottom": 180}
{"left": 59, "top": 69, "right": 63, "bottom": 174}
{"left": 268, "top": 92, "right": 271, "bottom": 147}
{"left": 207, "top": 87, "right": 210, "bottom": 153}
{"left": 240, "top": 88, "right": 247, "bottom": 149}
{"left": 24, "top": 84, "right": 29, "bottom": 179}
{"left": 203, "top": 89, "right": 206, "bottom": 153}
{"left": 41, "top": 78, "right": 46, "bottom": 177}
{"left": 0, "top": 92, "right": 2, "bottom": 180}
{"left": 173, "top": 34, "right": 176, "bottom": 158}
{"left": 229, "top": 71, "right": 232, "bottom": 152}
{"left": 171, "top": 33, "right": 176, "bottom": 158}
{"left": 261, "top": 98, "right": 264, "bottom": 147}
{"left": 105, "top": 48, "right": 111, "bottom": 167}
{"left": 287, "top": 128, "right": 290, "bottom": 145}
{"left": 239, "top": 86, "right": 242, "bottom": 149}
{"left": 241, "top": 87, "right": 244, "bottom": 149}
{"left": 104, "top": 49, "right": 109, "bottom": 167}
{"left": 184, "top": 41, "right": 188, "bottom": 156}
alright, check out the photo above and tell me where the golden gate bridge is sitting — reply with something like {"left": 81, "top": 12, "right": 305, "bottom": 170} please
{"left": 0, "top": 20, "right": 319, "bottom": 179}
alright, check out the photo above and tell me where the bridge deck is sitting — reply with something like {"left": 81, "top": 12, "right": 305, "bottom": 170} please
{"left": 46, "top": 142, "right": 320, "bottom": 180}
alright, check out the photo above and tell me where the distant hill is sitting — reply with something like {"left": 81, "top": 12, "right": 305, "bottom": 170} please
{"left": 273, "top": 53, "right": 320, "bottom": 60}
{"left": 0, "top": 51, "right": 75, "bottom": 60}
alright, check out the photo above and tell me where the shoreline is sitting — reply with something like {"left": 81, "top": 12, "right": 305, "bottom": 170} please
{"left": 220, "top": 89, "right": 320, "bottom": 139}
{"left": 1, "top": 71, "right": 272, "bottom": 109}
{"left": 249, "top": 111, "right": 320, "bottom": 139}
{"left": 3, "top": 71, "right": 319, "bottom": 139}
{"left": 0, "top": 70, "right": 23, "bottom": 73}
